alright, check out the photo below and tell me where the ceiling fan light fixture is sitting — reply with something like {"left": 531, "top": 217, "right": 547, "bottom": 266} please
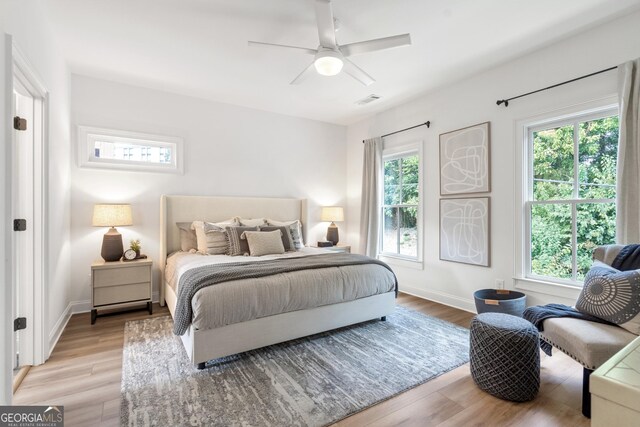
{"left": 314, "top": 50, "right": 343, "bottom": 76}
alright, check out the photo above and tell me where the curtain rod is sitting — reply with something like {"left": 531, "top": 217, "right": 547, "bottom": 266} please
{"left": 362, "top": 121, "right": 430, "bottom": 143}
{"left": 496, "top": 66, "right": 618, "bottom": 107}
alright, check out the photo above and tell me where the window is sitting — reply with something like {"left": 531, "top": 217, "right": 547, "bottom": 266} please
{"left": 78, "top": 126, "right": 183, "bottom": 173}
{"left": 381, "top": 152, "right": 420, "bottom": 259}
{"left": 525, "top": 109, "right": 618, "bottom": 284}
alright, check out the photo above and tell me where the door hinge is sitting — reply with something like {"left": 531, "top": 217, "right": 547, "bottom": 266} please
{"left": 14, "top": 317, "right": 27, "bottom": 331}
{"left": 13, "top": 116, "right": 27, "bottom": 131}
{"left": 13, "top": 219, "right": 27, "bottom": 231}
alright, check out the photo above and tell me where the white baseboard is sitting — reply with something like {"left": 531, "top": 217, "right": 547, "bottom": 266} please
{"left": 48, "top": 302, "right": 71, "bottom": 358}
{"left": 399, "top": 284, "right": 477, "bottom": 314}
{"left": 48, "top": 291, "right": 161, "bottom": 357}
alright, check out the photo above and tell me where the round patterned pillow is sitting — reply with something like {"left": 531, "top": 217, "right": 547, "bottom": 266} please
{"left": 576, "top": 261, "right": 640, "bottom": 332}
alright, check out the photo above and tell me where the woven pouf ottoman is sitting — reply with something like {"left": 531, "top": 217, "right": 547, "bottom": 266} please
{"left": 470, "top": 312, "right": 540, "bottom": 402}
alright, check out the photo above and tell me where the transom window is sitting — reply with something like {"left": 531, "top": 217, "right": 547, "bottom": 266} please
{"left": 78, "top": 126, "right": 183, "bottom": 173}
{"left": 381, "top": 152, "right": 419, "bottom": 259}
{"left": 526, "top": 109, "right": 618, "bottom": 284}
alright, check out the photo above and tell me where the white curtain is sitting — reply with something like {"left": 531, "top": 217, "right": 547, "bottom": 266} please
{"left": 360, "top": 137, "right": 383, "bottom": 257}
{"left": 617, "top": 58, "right": 640, "bottom": 244}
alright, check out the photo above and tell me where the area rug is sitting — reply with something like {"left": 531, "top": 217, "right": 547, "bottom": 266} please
{"left": 120, "top": 306, "right": 469, "bottom": 426}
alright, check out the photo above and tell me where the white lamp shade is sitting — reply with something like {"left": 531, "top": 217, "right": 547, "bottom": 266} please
{"left": 321, "top": 206, "right": 344, "bottom": 222}
{"left": 92, "top": 204, "right": 133, "bottom": 227}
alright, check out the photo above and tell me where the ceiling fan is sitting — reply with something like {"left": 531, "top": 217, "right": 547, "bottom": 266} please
{"left": 248, "top": 0, "right": 411, "bottom": 86}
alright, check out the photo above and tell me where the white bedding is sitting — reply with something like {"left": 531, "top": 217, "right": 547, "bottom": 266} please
{"left": 165, "top": 248, "right": 396, "bottom": 331}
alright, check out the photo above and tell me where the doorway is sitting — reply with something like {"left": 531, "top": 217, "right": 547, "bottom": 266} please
{"left": 11, "top": 45, "right": 48, "bottom": 383}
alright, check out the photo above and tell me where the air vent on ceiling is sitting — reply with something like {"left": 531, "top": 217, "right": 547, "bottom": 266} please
{"left": 356, "top": 94, "right": 381, "bottom": 105}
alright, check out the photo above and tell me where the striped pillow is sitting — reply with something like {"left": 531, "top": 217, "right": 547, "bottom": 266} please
{"left": 226, "top": 226, "right": 259, "bottom": 256}
{"left": 191, "top": 221, "right": 230, "bottom": 255}
{"left": 244, "top": 230, "right": 285, "bottom": 257}
{"left": 266, "top": 219, "right": 305, "bottom": 249}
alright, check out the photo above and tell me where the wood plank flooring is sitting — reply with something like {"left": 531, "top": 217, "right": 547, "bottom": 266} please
{"left": 13, "top": 294, "right": 589, "bottom": 426}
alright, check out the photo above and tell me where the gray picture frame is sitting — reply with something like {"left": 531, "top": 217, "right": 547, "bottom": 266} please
{"left": 439, "top": 197, "right": 490, "bottom": 267}
{"left": 439, "top": 122, "right": 491, "bottom": 195}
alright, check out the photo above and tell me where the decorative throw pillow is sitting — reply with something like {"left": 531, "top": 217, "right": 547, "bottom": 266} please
{"left": 243, "top": 230, "right": 285, "bottom": 257}
{"left": 259, "top": 225, "right": 296, "bottom": 251}
{"left": 238, "top": 218, "right": 267, "bottom": 227}
{"left": 576, "top": 260, "right": 640, "bottom": 334}
{"left": 191, "top": 221, "right": 229, "bottom": 255}
{"left": 226, "top": 226, "right": 259, "bottom": 256}
{"left": 176, "top": 222, "right": 197, "bottom": 252}
{"left": 266, "top": 219, "right": 305, "bottom": 249}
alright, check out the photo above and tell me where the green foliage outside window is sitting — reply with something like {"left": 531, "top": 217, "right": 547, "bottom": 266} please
{"left": 530, "top": 116, "right": 618, "bottom": 281}
{"left": 383, "top": 154, "right": 419, "bottom": 256}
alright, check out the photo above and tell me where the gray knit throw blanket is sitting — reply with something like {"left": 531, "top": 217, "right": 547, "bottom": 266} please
{"left": 173, "top": 253, "right": 397, "bottom": 335}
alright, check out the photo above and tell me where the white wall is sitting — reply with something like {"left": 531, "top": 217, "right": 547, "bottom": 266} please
{"left": 346, "top": 11, "right": 640, "bottom": 311}
{"left": 69, "top": 75, "right": 347, "bottom": 304}
{"left": 1, "top": 0, "right": 71, "bottom": 402}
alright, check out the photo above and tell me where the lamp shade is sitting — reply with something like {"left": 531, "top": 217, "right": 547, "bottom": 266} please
{"left": 92, "top": 204, "right": 133, "bottom": 227}
{"left": 321, "top": 206, "right": 344, "bottom": 222}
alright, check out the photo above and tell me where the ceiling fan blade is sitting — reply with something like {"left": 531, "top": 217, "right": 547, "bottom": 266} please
{"left": 248, "top": 41, "right": 317, "bottom": 55}
{"left": 290, "top": 62, "right": 316, "bottom": 85}
{"left": 343, "top": 58, "right": 375, "bottom": 86}
{"left": 340, "top": 33, "right": 411, "bottom": 57}
{"left": 314, "top": 0, "right": 337, "bottom": 48}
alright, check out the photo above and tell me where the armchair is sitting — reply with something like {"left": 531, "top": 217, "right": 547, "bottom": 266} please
{"left": 539, "top": 244, "right": 637, "bottom": 418}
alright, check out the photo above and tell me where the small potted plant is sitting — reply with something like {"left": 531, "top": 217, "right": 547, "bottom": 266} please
{"left": 130, "top": 239, "right": 141, "bottom": 258}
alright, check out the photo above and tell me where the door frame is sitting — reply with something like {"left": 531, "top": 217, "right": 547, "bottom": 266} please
{"left": 11, "top": 42, "right": 49, "bottom": 367}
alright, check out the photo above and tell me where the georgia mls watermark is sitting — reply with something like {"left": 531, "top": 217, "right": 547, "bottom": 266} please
{"left": 0, "top": 406, "right": 64, "bottom": 427}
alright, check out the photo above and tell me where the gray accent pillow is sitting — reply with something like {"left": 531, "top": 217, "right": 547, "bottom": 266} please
{"left": 259, "top": 225, "right": 296, "bottom": 251}
{"left": 243, "top": 230, "right": 285, "bottom": 257}
{"left": 176, "top": 222, "right": 197, "bottom": 252}
{"left": 266, "top": 219, "right": 304, "bottom": 249}
{"left": 576, "top": 260, "right": 640, "bottom": 334}
{"left": 225, "top": 226, "right": 259, "bottom": 256}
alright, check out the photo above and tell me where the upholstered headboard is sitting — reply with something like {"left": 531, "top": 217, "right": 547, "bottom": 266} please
{"left": 159, "top": 195, "right": 307, "bottom": 304}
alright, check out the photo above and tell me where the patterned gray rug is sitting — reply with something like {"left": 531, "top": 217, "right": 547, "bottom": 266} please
{"left": 120, "top": 306, "right": 469, "bottom": 426}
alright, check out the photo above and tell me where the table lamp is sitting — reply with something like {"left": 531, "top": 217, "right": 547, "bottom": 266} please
{"left": 92, "top": 204, "right": 133, "bottom": 262}
{"left": 321, "top": 206, "right": 344, "bottom": 245}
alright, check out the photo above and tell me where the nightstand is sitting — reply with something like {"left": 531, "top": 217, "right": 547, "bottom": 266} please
{"left": 312, "top": 244, "right": 351, "bottom": 253}
{"left": 90, "top": 258, "right": 153, "bottom": 324}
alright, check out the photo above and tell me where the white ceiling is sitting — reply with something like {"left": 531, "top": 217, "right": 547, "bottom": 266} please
{"left": 45, "top": 0, "right": 640, "bottom": 125}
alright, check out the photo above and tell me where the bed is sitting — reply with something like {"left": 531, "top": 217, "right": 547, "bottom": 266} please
{"left": 159, "top": 195, "right": 397, "bottom": 368}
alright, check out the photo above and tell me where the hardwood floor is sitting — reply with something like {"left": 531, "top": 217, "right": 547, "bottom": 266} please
{"left": 13, "top": 294, "right": 589, "bottom": 427}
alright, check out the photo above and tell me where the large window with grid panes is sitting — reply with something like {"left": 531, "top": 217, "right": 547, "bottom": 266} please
{"left": 525, "top": 108, "right": 618, "bottom": 284}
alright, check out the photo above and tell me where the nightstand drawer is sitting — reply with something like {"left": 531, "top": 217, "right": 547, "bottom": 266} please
{"left": 93, "top": 282, "right": 151, "bottom": 306}
{"left": 93, "top": 265, "right": 149, "bottom": 288}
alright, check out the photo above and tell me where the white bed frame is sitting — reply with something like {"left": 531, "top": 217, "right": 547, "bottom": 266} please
{"left": 159, "top": 195, "right": 396, "bottom": 368}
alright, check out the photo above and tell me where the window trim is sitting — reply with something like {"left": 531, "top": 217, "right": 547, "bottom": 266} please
{"left": 78, "top": 125, "right": 184, "bottom": 174}
{"left": 515, "top": 99, "right": 618, "bottom": 290}
{"left": 379, "top": 142, "right": 422, "bottom": 263}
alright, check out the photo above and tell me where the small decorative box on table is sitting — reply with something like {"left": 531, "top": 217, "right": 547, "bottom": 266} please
{"left": 90, "top": 258, "right": 153, "bottom": 324}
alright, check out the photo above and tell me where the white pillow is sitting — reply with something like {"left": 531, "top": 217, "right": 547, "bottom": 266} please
{"left": 238, "top": 217, "right": 267, "bottom": 227}
{"left": 243, "top": 230, "right": 285, "bottom": 256}
{"left": 266, "top": 219, "right": 304, "bottom": 249}
{"left": 191, "top": 220, "right": 236, "bottom": 255}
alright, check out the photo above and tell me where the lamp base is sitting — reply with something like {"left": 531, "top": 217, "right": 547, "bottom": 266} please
{"left": 326, "top": 222, "right": 339, "bottom": 245}
{"left": 101, "top": 227, "right": 124, "bottom": 262}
